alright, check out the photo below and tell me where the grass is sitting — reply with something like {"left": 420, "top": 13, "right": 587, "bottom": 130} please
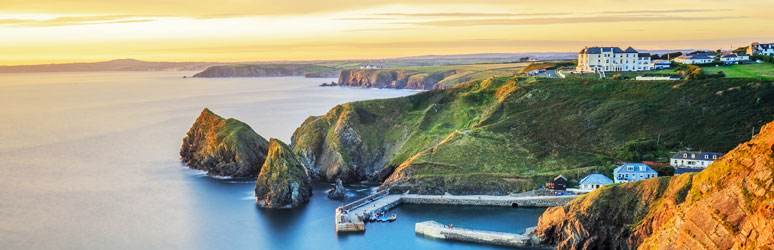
{"left": 700, "top": 63, "right": 774, "bottom": 80}
{"left": 291, "top": 75, "right": 774, "bottom": 193}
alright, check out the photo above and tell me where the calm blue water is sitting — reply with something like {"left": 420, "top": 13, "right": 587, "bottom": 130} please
{"left": 0, "top": 71, "right": 544, "bottom": 250}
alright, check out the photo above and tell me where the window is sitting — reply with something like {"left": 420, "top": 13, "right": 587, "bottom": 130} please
{"left": 705, "top": 155, "right": 709, "bottom": 159}
{"left": 691, "top": 154, "right": 696, "bottom": 158}
{"left": 627, "top": 166, "right": 634, "bottom": 171}
{"left": 639, "top": 166, "right": 645, "bottom": 171}
{"left": 713, "top": 155, "right": 717, "bottom": 159}
{"left": 683, "top": 153, "right": 687, "bottom": 158}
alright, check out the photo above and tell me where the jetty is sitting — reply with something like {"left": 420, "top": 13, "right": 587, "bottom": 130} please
{"left": 415, "top": 221, "right": 539, "bottom": 247}
{"left": 335, "top": 189, "right": 579, "bottom": 232}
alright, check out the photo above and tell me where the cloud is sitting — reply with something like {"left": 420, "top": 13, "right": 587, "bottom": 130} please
{"left": 392, "top": 15, "right": 746, "bottom": 27}
{"left": 0, "top": 15, "right": 157, "bottom": 27}
{"left": 600, "top": 9, "right": 731, "bottom": 14}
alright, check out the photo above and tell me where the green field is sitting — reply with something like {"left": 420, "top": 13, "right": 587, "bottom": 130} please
{"left": 701, "top": 63, "right": 774, "bottom": 80}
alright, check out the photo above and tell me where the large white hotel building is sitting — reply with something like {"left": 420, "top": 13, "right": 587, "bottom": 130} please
{"left": 576, "top": 46, "right": 653, "bottom": 73}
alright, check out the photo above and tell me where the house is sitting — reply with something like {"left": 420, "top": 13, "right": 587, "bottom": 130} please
{"left": 747, "top": 42, "right": 774, "bottom": 56}
{"left": 651, "top": 60, "right": 671, "bottom": 69}
{"left": 613, "top": 163, "right": 658, "bottom": 183}
{"left": 359, "top": 64, "right": 383, "bottom": 69}
{"left": 576, "top": 46, "right": 652, "bottom": 73}
{"left": 673, "top": 53, "right": 715, "bottom": 64}
{"left": 670, "top": 151, "right": 723, "bottom": 168}
{"left": 720, "top": 53, "right": 750, "bottom": 64}
{"left": 551, "top": 175, "right": 568, "bottom": 190}
{"left": 579, "top": 174, "right": 613, "bottom": 191}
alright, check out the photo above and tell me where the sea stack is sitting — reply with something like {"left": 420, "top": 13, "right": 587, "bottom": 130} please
{"left": 327, "top": 179, "right": 346, "bottom": 200}
{"left": 180, "top": 108, "right": 269, "bottom": 177}
{"left": 255, "top": 138, "right": 313, "bottom": 208}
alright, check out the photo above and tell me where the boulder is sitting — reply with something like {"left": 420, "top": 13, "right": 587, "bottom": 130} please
{"left": 327, "top": 179, "right": 346, "bottom": 200}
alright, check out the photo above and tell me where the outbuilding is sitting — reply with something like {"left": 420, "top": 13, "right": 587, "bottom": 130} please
{"left": 579, "top": 174, "right": 614, "bottom": 191}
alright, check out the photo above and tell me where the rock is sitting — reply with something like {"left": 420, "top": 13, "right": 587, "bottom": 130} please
{"left": 193, "top": 64, "right": 338, "bottom": 78}
{"left": 535, "top": 120, "right": 774, "bottom": 250}
{"left": 255, "top": 138, "right": 313, "bottom": 208}
{"left": 180, "top": 108, "right": 269, "bottom": 177}
{"left": 337, "top": 69, "right": 455, "bottom": 90}
{"left": 327, "top": 179, "right": 346, "bottom": 200}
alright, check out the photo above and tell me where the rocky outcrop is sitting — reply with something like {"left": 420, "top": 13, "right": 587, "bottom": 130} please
{"left": 536, "top": 120, "right": 774, "bottom": 250}
{"left": 193, "top": 64, "right": 338, "bottom": 78}
{"left": 180, "top": 108, "right": 269, "bottom": 177}
{"left": 337, "top": 69, "right": 457, "bottom": 90}
{"left": 255, "top": 139, "right": 313, "bottom": 208}
{"left": 327, "top": 179, "right": 346, "bottom": 200}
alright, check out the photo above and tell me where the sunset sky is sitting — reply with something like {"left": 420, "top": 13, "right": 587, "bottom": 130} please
{"left": 2, "top": 0, "right": 773, "bottom": 65}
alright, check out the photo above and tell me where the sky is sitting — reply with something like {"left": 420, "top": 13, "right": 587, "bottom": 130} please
{"left": 1, "top": 0, "right": 773, "bottom": 65}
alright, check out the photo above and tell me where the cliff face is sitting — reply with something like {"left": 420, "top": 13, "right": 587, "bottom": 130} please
{"left": 536, "top": 120, "right": 774, "bottom": 250}
{"left": 337, "top": 69, "right": 457, "bottom": 90}
{"left": 193, "top": 64, "right": 338, "bottom": 78}
{"left": 254, "top": 139, "right": 313, "bottom": 208}
{"left": 180, "top": 108, "right": 269, "bottom": 177}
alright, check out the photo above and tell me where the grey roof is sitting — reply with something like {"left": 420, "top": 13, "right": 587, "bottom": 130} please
{"left": 652, "top": 60, "right": 671, "bottom": 65}
{"left": 754, "top": 43, "right": 774, "bottom": 49}
{"left": 677, "top": 53, "right": 714, "bottom": 60}
{"left": 579, "top": 46, "right": 625, "bottom": 54}
{"left": 671, "top": 151, "right": 723, "bottom": 161}
{"left": 579, "top": 174, "right": 614, "bottom": 185}
{"left": 624, "top": 47, "right": 638, "bottom": 53}
{"left": 554, "top": 175, "right": 568, "bottom": 181}
{"left": 638, "top": 53, "right": 650, "bottom": 58}
{"left": 675, "top": 167, "right": 704, "bottom": 175}
{"left": 614, "top": 163, "right": 657, "bottom": 174}
{"left": 722, "top": 54, "right": 737, "bottom": 58}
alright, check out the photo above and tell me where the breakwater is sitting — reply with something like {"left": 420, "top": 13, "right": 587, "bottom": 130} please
{"left": 335, "top": 190, "right": 579, "bottom": 232}
{"left": 415, "top": 221, "right": 540, "bottom": 248}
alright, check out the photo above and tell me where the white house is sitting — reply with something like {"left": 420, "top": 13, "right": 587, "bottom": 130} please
{"left": 720, "top": 53, "right": 750, "bottom": 64}
{"left": 651, "top": 60, "right": 671, "bottom": 69}
{"left": 576, "top": 46, "right": 652, "bottom": 73}
{"left": 360, "top": 64, "right": 383, "bottom": 69}
{"left": 670, "top": 151, "right": 723, "bottom": 168}
{"left": 673, "top": 53, "right": 715, "bottom": 64}
{"left": 578, "top": 174, "right": 613, "bottom": 191}
{"left": 747, "top": 42, "right": 774, "bottom": 56}
{"left": 613, "top": 163, "right": 658, "bottom": 183}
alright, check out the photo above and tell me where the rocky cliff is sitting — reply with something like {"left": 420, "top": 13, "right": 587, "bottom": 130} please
{"left": 255, "top": 139, "right": 313, "bottom": 208}
{"left": 337, "top": 69, "right": 457, "bottom": 90}
{"left": 193, "top": 64, "right": 338, "bottom": 78}
{"left": 536, "top": 120, "right": 774, "bottom": 250}
{"left": 180, "top": 108, "right": 269, "bottom": 177}
{"left": 289, "top": 77, "right": 773, "bottom": 194}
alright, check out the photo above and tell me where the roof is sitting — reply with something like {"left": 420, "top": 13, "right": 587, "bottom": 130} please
{"left": 614, "top": 163, "right": 658, "bottom": 174}
{"left": 579, "top": 174, "right": 614, "bottom": 185}
{"left": 652, "top": 60, "right": 671, "bottom": 65}
{"left": 638, "top": 53, "right": 651, "bottom": 58}
{"left": 671, "top": 151, "right": 723, "bottom": 160}
{"left": 554, "top": 175, "right": 568, "bottom": 181}
{"left": 579, "top": 46, "right": 625, "bottom": 54}
{"left": 624, "top": 47, "right": 638, "bottom": 53}
{"left": 676, "top": 53, "right": 715, "bottom": 60}
{"left": 722, "top": 54, "right": 737, "bottom": 58}
{"left": 675, "top": 167, "right": 704, "bottom": 175}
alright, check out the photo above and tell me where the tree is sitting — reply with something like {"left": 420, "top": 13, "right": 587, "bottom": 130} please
{"left": 733, "top": 46, "right": 748, "bottom": 54}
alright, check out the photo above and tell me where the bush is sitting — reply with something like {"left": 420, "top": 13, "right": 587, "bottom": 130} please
{"left": 612, "top": 74, "right": 628, "bottom": 80}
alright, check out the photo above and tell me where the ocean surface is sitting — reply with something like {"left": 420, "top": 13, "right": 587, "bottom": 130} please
{"left": 0, "top": 71, "right": 544, "bottom": 250}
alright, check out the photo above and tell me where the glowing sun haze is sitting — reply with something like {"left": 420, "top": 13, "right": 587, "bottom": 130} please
{"left": 1, "top": 0, "right": 773, "bottom": 65}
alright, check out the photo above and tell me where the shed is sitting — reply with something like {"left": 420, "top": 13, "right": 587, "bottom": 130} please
{"left": 552, "top": 175, "right": 568, "bottom": 190}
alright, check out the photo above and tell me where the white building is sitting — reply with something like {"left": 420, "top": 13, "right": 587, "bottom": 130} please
{"left": 720, "top": 53, "right": 750, "bottom": 64}
{"left": 747, "top": 42, "right": 774, "bottom": 56}
{"left": 576, "top": 46, "right": 652, "bottom": 73}
{"left": 651, "top": 60, "right": 671, "bottom": 69}
{"left": 673, "top": 53, "right": 715, "bottom": 64}
{"left": 578, "top": 174, "right": 613, "bottom": 191}
{"left": 670, "top": 151, "right": 723, "bottom": 168}
{"left": 613, "top": 163, "right": 658, "bottom": 183}
{"left": 360, "top": 64, "right": 383, "bottom": 69}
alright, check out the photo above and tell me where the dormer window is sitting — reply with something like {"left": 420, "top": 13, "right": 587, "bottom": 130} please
{"left": 627, "top": 166, "right": 634, "bottom": 171}
{"left": 691, "top": 154, "right": 696, "bottom": 158}
{"left": 713, "top": 155, "right": 717, "bottom": 159}
{"left": 705, "top": 155, "right": 709, "bottom": 159}
{"left": 683, "top": 153, "right": 687, "bottom": 158}
{"left": 639, "top": 166, "right": 645, "bottom": 171}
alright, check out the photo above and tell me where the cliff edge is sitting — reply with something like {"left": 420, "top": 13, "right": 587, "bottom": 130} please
{"left": 180, "top": 108, "right": 269, "bottom": 177}
{"left": 255, "top": 138, "right": 313, "bottom": 208}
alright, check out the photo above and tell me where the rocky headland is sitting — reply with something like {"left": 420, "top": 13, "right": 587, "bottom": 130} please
{"left": 337, "top": 69, "right": 457, "bottom": 90}
{"left": 180, "top": 108, "right": 269, "bottom": 177}
{"left": 535, "top": 119, "right": 774, "bottom": 250}
{"left": 193, "top": 64, "right": 339, "bottom": 78}
{"left": 254, "top": 138, "right": 313, "bottom": 208}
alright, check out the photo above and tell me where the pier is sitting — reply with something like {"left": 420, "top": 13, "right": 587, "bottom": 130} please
{"left": 415, "top": 221, "right": 539, "bottom": 248}
{"left": 335, "top": 189, "right": 579, "bottom": 232}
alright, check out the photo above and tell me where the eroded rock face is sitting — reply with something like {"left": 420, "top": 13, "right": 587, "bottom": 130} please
{"left": 180, "top": 108, "right": 269, "bottom": 177}
{"left": 536, "top": 120, "right": 774, "bottom": 250}
{"left": 337, "top": 69, "right": 455, "bottom": 90}
{"left": 327, "top": 179, "right": 346, "bottom": 200}
{"left": 254, "top": 139, "right": 313, "bottom": 208}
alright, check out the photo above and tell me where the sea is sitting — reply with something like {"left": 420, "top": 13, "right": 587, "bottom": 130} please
{"left": 0, "top": 71, "right": 545, "bottom": 250}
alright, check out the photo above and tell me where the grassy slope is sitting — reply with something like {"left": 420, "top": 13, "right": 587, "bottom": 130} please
{"left": 293, "top": 75, "right": 774, "bottom": 193}
{"left": 615, "top": 63, "right": 774, "bottom": 80}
